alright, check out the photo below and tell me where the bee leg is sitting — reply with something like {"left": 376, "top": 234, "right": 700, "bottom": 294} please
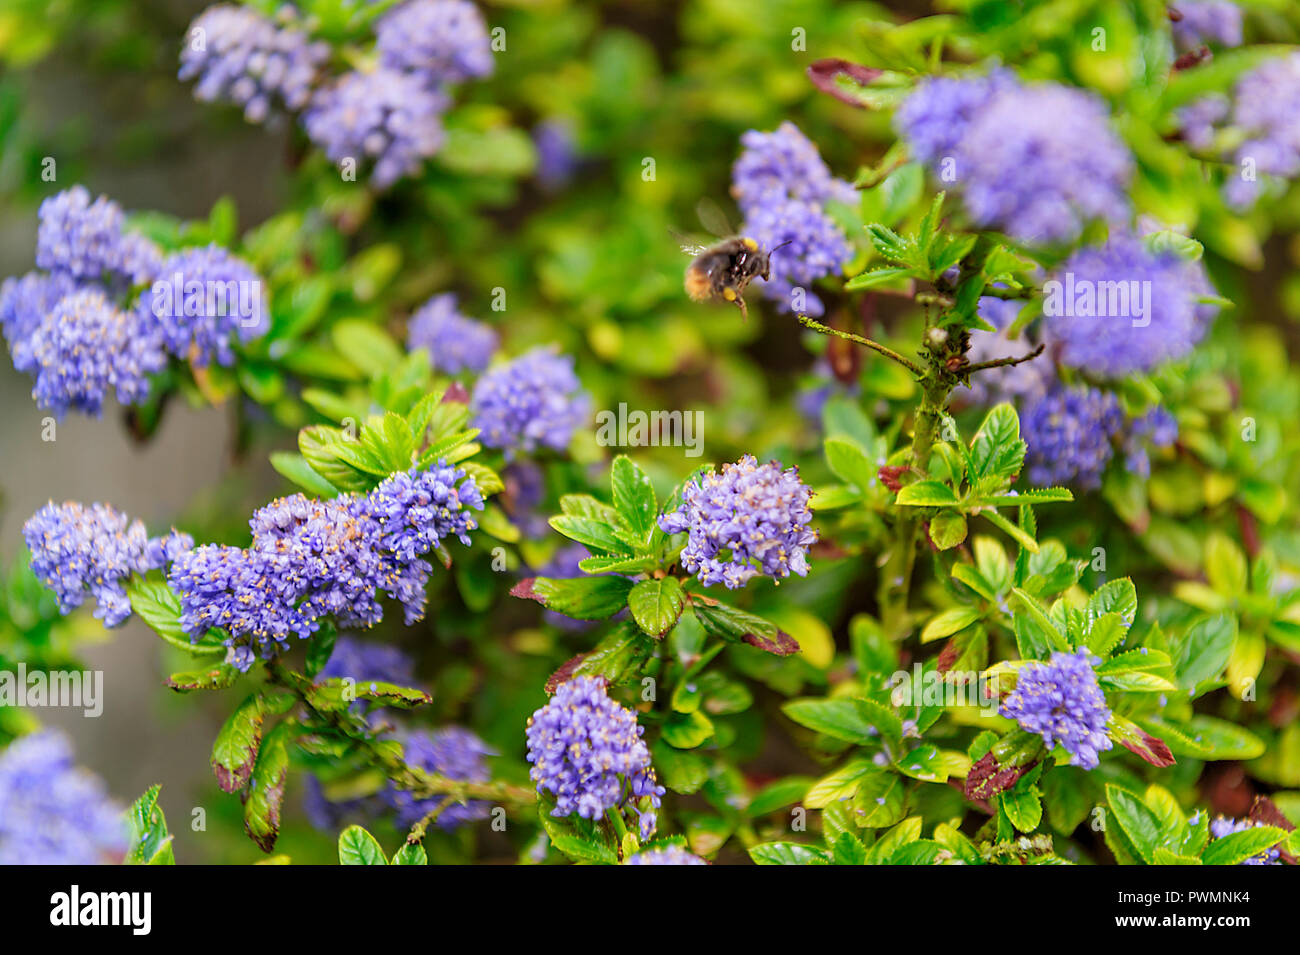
{"left": 735, "top": 295, "right": 748, "bottom": 320}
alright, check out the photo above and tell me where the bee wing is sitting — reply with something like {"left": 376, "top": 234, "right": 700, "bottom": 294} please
{"left": 669, "top": 227, "right": 710, "bottom": 257}
{"left": 695, "top": 197, "right": 737, "bottom": 238}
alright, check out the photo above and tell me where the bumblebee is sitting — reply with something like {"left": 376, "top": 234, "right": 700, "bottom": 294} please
{"left": 674, "top": 198, "right": 788, "bottom": 319}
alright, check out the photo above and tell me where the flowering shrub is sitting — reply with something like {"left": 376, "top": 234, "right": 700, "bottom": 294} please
{"left": 2, "top": 0, "right": 1300, "bottom": 875}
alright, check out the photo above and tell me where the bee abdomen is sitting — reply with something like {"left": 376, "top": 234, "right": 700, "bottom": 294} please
{"left": 684, "top": 266, "right": 714, "bottom": 301}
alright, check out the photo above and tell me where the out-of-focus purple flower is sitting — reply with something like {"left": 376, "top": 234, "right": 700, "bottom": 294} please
{"left": 1021, "top": 385, "right": 1124, "bottom": 489}
{"left": 375, "top": 0, "right": 494, "bottom": 84}
{"left": 1000, "top": 649, "right": 1113, "bottom": 770}
{"left": 24, "top": 501, "right": 192, "bottom": 628}
{"left": 0, "top": 731, "right": 126, "bottom": 865}
{"left": 20, "top": 290, "right": 167, "bottom": 417}
{"left": 301, "top": 775, "right": 376, "bottom": 833}
{"left": 143, "top": 243, "right": 268, "bottom": 367}
{"left": 407, "top": 293, "right": 498, "bottom": 374}
{"left": 1124, "top": 407, "right": 1179, "bottom": 479}
{"left": 526, "top": 677, "right": 664, "bottom": 839}
{"left": 179, "top": 3, "right": 328, "bottom": 123}
{"left": 796, "top": 357, "right": 859, "bottom": 425}
{"left": 1172, "top": 2, "right": 1243, "bottom": 52}
{"left": 303, "top": 69, "right": 449, "bottom": 189}
{"left": 1221, "top": 54, "right": 1300, "bottom": 209}
{"left": 471, "top": 347, "right": 590, "bottom": 456}
{"left": 534, "top": 119, "right": 579, "bottom": 190}
{"left": 501, "top": 460, "right": 549, "bottom": 538}
{"left": 1043, "top": 234, "right": 1218, "bottom": 376}
{"left": 35, "top": 186, "right": 160, "bottom": 285}
{"left": 1208, "top": 816, "right": 1283, "bottom": 864}
{"left": 732, "top": 123, "right": 854, "bottom": 316}
{"left": 1177, "top": 95, "right": 1230, "bottom": 151}
{"left": 386, "top": 727, "right": 494, "bottom": 829}
{"left": 956, "top": 296, "right": 1052, "bottom": 409}
{"left": 625, "top": 845, "right": 707, "bottom": 865}
{"left": 658, "top": 454, "right": 817, "bottom": 589}
{"left": 899, "top": 76, "right": 1132, "bottom": 245}
{"left": 0, "top": 270, "right": 79, "bottom": 363}
{"left": 319, "top": 635, "right": 415, "bottom": 688}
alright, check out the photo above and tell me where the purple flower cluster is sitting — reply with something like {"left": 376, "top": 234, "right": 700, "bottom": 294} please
{"left": 35, "top": 185, "right": 160, "bottom": 285}
{"left": 898, "top": 74, "right": 1132, "bottom": 244}
{"left": 625, "top": 845, "right": 707, "bottom": 865}
{"left": 658, "top": 454, "right": 817, "bottom": 589}
{"left": 1124, "top": 407, "right": 1179, "bottom": 479}
{"left": 732, "top": 123, "right": 854, "bottom": 316}
{"left": 407, "top": 293, "right": 498, "bottom": 374}
{"left": 0, "top": 731, "right": 126, "bottom": 865}
{"left": 319, "top": 635, "right": 415, "bottom": 688}
{"left": 375, "top": 0, "right": 494, "bottom": 84}
{"left": 142, "top": 244, "right": 268, "bottom": 367}
{"left": 1172, "top": 2, "right": 1243, "bottom": 52}
{"left": 178, "top": 4, "right": 328, "bottom": 123}
{"left": 471, "top": 347, "right": 590, "bottom": 456}
{"left": 1208, "top": 816, "right": 1283, "bottom": 865}
{"left": 386, "top": 727, "right": 494, "bottom": 829}
{"left": 1218, "top": 54, "right": 1300, "bottom": 209}
{"left": 170, "top": 461, "right": 483, "bottom": 671}
{"left": 1000, "top": 649, "right": 1114, "bottom": 770}
{"left": 1021, "top": 385, "right": 1124, "bottom": 490}
{"left": 526, "top": 677, "right": 664, "bottom": 839}
{"left": 23, "top": 501, "right": 192, "bottom": 628}
{"left": 1043, "top": 235, "right": 1217, "bottom": 376}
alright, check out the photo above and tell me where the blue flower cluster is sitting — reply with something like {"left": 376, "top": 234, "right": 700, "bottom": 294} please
{"left": 35, "top": 185, "right": 160, "bottom": 285}
{"left": 144, "top": 243, "right": 268, "bottom": 367}
{"left": 659, "top": 454, "right": 817, "bottom": 589}
{"left": 1172, "top": 2, "right": 1243, "bottom": 52}
{"left": 526, "top": 676, "right": 664, "bottom": 839}
{"left": 181, "top": 1, "right": 494, "bottom": 188}
{"left": 1209, "top": 816, "right": 1283, "bottom": 865}
{"left": 386, "top": 728, "right": 494, "bottom": 829}
{"left": 898, "top": 73, "right": 1132, "bottom": 244}
{"left": 0, "top": 731, "right": 126, "bottom": 865}
{"left": 1124, "top": 407, "right": 1179, "bottom": 480}
{"left": 178, "top": 3, "right": 328, "bottom": 123}
{"left": 170, "top": 461, "right": 483, "bottom": 671}
{"left": 1020, "top": 385, "right": 1124, "bottom": 490}
{"left": 407, "top": 293, "right": 498, "bottom": 374}
{"left": 1043, "top": 235, "right": 1217, "bottom": 376}
{"left": 23, "top": 502, "right": 192, "bottom": 628}
{"left": 625, "top": 845, "right": 707, "bottom": 865}
{"left": 731, "top": 122, "right": 854, "bottom": 316}
{"left": 471, "top": 347, "right": 590, "bottom": 456}
{"left": 1000, "top": 649, "right": 1114, "bottom": 770}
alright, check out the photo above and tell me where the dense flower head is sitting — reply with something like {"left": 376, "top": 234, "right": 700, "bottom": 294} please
{"left": 24, "top": 501, "right": 193, "bottom": 628}
{"left": 0, "top": 270, "right": 78, "bottom": 361}
{"left": 658, "top": 454, "right": 817, "bottom": 589}
{"left": 142, "top": 244, "right": 268, "bottom": 367}
{"left": 1221, "top": 54, "right": 1300, "bottom": 209}
{"left": 471, "top": 347, "right": 590, "bottom": 455}
{"left": 1172, "top": 2, "right": 1243, "bottom": 52}
{"left": 178, "top": 3, "right": 328, "bottom": 123}
{"left": 375, "top": 0, "right": 495, "bottom": 84}
{"left": 171, "top": 462, "right": 481, "bottom": 671}
{"left": 625, "top": 845, "right": 707, "bottom": 865}
{"left": 0, "top": 731, "right": 126, "bottom": 865}
{"left": 19, "top": 290, "right": 167, "bottom": 418}
{"left": 386, "top": 728, "right": 494, "bottom": 829}
{"left": 303, "top": 68, "right": 449, "bottom": 189}
{"left": 35, "top": 185, "right": 160, "bottom": 285}
{"left": 899, "top": 76, "right": 1132, "bottom": 244}
{"left": 1021, "top": 385, "right": 1124, "bottom": 489}
{"left": 407, "top": 293, "right": 498, "bottom": 374}
{"left": 526, "top": 677, "right": 664, "bottom": 838}
{"left": 732, "top": 123, "right": 854, "bottom": 316}
{"left": 1043, "top": 235, "right": 1217, "bottom": 376}
{"left": 1209, "top": 816, "right": 1283, "bottom": 864}
{"left": 1000, "top": 649, "right": 1114, "bottom": 770}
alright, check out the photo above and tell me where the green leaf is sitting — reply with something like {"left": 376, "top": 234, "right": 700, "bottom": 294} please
{"left": 748, "top": 842, "right": 832, "bottom": 865}
{"left": 844, "top": 266, "right": 912, "bottom": 291}
{"left": 921, "top": 606, "right": 981, "bottom": 643}
{"left": 662, "top": 709, "right": 714, "bottom": 749}
{"left": 652, "top": 740, "right": 710, "bottom": 794}
{"left": 125, "top": 785, "right": 174, "bottom": 865}
{"left": 166, "top": 665, "right": 240, "bottom": 692}
{"left": 998, "top": 786, "right": 1043, "bottom": 834}
{"left": 269, "top": 451, "right": 339, "bottom": 498}
{"left": 824, "top": 437, "right": 876, "bottom": 489}
{"left": 244, "top": 721, "right": 294, "bottom": 853}
{"left": 1106, "top": 785, "right": 1163, "bottom": 864}
{"left": 549, "top": 514, "right": 629, "bottom": 554}
{"left": 1176, "top": 613, "right": 1237, "bottom": 689}
{"left": 895, "top": 480, "right": 959, "bottom": 506}
{"left": 1201, "top": 826, "right": 1288, "bottom": 866}
{"left": 929, "top": 511, "right": 967, "bottom": 550}
{"left": 1204, "top": 532, "right": 1248, "bottom": 595}
{"left": 331, "top": 320, "right": 403, "bottom": 379}
{"left": 692, "top": 597, "right": 799, "bottom": 655}
{"left": 546, "top": 622, "right": 656, "bottom": 691}
{"left": 610, "top": 456, "right": 656, "bottom": 546}
{"left": 628, "top": 577, "right": 685, "bottom": 637}
{"left": 212, "top": 694, "right": 273, "bottom": 794}
{"left": 783, "top": 699, "right": 878, "bottom": 743}
{"left": 851, "top": 771, "right": 907, "bottom": 829}
{"left": 538, "top": 805, "right": 618, "bottom": 864}
{"left": 338, "top": 825, "right": 388, "bottom": 865}
{"left": 392, "top": 842, "right": 428, "bottom": 865}
{"left": 512, "top": 575, "right": 634, "bottom": 620}
{"left": 127, "top": 576, "right": 223, "bottom": 655}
